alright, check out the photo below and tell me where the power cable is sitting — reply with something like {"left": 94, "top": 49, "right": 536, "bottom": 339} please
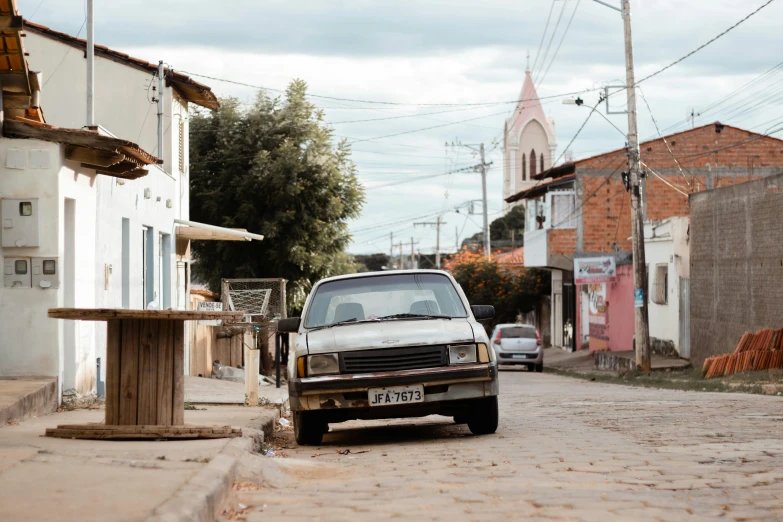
{"left": 533, "top": 0, "right": 569, "bottom": 85}
{"left": 638, "top": 87, "right": 692, "bottom": 188}
{"left": 43, "top": 18, "right": 87, "bottom": 87}
{"left": 538, "top": 0, "right": 582, "bottom": 87}
{"left": 531, "top": 1, "right": 557, "bottom": 74}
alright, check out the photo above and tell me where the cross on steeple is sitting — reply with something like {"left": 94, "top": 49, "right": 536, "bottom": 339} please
{"left": 526, "top": 50, "right": 531, "bottom": 73}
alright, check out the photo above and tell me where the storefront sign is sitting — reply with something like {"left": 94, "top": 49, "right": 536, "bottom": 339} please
{"left": 574, "top": 256, "right": 617, "bottom": 285}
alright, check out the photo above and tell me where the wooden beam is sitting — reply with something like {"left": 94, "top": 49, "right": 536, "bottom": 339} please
{"left": 66, "top": 145, "right": 124, "bottom": 167}
{"left": 175, "top": 226, "right": 251, "bottom": 242}
{"left": 48, "top": 308, "right": 245, "bottom": 321}
{"left": 2, "top": 93, "right": 30, "bottom": 109}
{"left": 0, "top": 16, "right": 23, "bottom": 32}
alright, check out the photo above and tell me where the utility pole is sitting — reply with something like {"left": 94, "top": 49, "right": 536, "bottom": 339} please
{"left": 86, "top": 0, "right": 94, "bottom": 127}
{"left": 157, "top": 60, "right": 165, "bottom": 160}
{"left": 453, "top": 141, "right": 493, "bottom": 258}
{"left": 414, "top": 215, "right": 443, "bottom": 269}
{"left": 410, "top": 237, "right": 415, "bottom": 269}
{"left": 389, "top": 232, "right": 394, "bottom": 269}
{"left": 621, "top": 0, "right": 651, "bottom": 373}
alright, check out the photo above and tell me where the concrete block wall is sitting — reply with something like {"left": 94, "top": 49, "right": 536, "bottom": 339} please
{"left": 689, "top": 173, "right": 783, "bottom": 366}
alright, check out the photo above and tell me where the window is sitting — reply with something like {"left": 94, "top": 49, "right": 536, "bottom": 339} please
{"left": 646, "top": 264, "right": 650, "bottom": 303}
{"left": 19, "top": 201, "right": 32, "bottom": 216}
{"left": 540, "top": 153, "right": 544, "bottom": 173}
{"left": 501, "top": 326, "right": 536, "bottom": 339}
{"left": 652, "top": 264, "right": 668, "bottom": 305}
{"left": 550, "top": 192, "right": 576, "bottom": 229}
{"left": 304, "top": 273, "right": 467, "bottom": 328}
{"left": 530, "top": 149, "right": 537, "bottom": 178}
{"left": 522, "top": 154, "right": 527, "bottom": 181}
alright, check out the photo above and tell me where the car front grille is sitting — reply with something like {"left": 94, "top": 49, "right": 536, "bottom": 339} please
{"left": 340, "top": 345, "right": 448, "bottom": 374}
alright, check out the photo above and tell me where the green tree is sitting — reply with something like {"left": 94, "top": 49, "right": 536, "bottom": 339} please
{"left": 189, "top": 80, "right": 365, "bottom": 312}
{"left": 490, "top": 204, "right": 525, "bottom": 242}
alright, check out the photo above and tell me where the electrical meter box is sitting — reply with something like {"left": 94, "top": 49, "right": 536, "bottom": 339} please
{"left": 2, "top": 198, "right": 40, "bottom": 247}
{"left": 32, "top": 257, "right": 58, "bottom": 289}
{"left": 4, "top": 257, "right": 31, "bottom": 288}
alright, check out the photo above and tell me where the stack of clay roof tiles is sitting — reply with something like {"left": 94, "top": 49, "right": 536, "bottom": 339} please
{"left": 703, "top": 328, "right": 783, "bottom": 379}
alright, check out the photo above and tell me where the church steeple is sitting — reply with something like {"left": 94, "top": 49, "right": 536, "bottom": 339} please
{"left": 526, "top": 50, "right": 531, "bottom": 73}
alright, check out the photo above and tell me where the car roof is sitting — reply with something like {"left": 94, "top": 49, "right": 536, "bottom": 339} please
{"left": 315, "top": 269, "right": 453, "bottom": 284}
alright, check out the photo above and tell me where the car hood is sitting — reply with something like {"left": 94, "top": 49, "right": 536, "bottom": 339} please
{"left": 306, "top": 319, "right": 476, "bottom": 354}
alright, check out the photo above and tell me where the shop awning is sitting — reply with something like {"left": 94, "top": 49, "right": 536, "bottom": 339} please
{"left": 174, "top": 219, "right": 264, "bottom": 242}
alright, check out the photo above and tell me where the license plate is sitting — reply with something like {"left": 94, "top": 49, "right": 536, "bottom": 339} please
{"left": 512, "top": 354, "right": 530, "bottom": 359}
{"left": 368, "top": 385, "right": 424, "bottom": 407}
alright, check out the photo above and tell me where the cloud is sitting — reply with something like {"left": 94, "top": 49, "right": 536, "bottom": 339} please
{"left": 19, "top": 0, "right": 783, "bottom": 255}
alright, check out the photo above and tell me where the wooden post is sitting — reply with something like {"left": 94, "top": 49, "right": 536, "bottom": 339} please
{"left": 244, "top": 329, "right": 259, "bottom": 406}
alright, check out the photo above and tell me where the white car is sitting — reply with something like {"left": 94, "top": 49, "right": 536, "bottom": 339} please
{"left": 489, "top": 323, "right": 543, "bottom": 372}
{"left": 278, "top": 270, "right": 500, "bottom": 445}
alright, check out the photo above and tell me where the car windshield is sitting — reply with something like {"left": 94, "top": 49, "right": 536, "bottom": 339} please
{"left": 501, "top": 326, "right": 536, "bottom": 339}
{"left": 304, "top": 273, "right": 468, "bottom": 329}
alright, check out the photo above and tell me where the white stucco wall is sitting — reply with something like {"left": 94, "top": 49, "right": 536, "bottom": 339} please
{"left": 644, "top": 217, "right": 690, "bottom": 355}
{"left": 17, "top": 31, "right": 195, "bottom": 385}
{"left": 0, "top": 140, "right": 63, "bottom": 379}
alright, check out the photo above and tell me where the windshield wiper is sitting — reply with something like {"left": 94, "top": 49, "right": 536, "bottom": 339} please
{"left": 309, "top": 318, "right": 360, "bottom": 332}
{"left": 378, "top": 313, "right": 452, "bottom": 320}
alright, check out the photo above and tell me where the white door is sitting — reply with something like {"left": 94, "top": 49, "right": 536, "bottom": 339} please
{"left": 553, "top": 293, "right": 563, "bottom": 348}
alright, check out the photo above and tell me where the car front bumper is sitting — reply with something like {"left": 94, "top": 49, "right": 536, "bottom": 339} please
{"left": 288, "top": 363, "right": 498, "bottom": 412}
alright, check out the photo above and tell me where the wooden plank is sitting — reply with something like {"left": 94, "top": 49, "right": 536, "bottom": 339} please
{"left": 48, "top": 308, "right": 244, "bottom": 321}
{"left": 45, "top": 424, "right": 241, "bottom": 440}
{"left": 155, "top": 320, "right": 173, "bottom": 425}
{"left": 118, "top": 319, "right": 140, "bottom": 425}
{"left": 231, "top": 335, "right": 242, "bottom": 368}
{"left": 175, "top": 226, "right": 250, "bottom": 242}
{"left": 65, "top": 144, "right": 124, "bottom": 167}
{"left": 0, "top": 16, "right": 23, "bottom": 31}
{"left": 105, "top": 320, "right": 122, "bottom": 425}
{"left": 172, "top": 320, "right": 185, "bottom": 425}
{"left": 137, "top": 319, "right": 159, "bottom": 425}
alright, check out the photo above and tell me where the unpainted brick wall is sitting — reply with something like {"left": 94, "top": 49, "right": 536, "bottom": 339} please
{"left": 549, "top": 229, "right": 576, "bottom": 255}
{"left": 689, "top": 173, "right": 783, "bottom": 366}
{"left": 573, "top": 123, "right": 783, "bottom": 255}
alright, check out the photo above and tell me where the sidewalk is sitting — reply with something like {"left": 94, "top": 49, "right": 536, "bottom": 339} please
{"left": 185, "top": 375, "right": 289, "bottom": 407}
{"left": 0, "top": 404, "right": 281, "bottom": 522}
{"left": 0, "top": 377, "right": 58, "bottom": 425}
{"left": 544, "top": 347, "right": 691, "bottom": 374}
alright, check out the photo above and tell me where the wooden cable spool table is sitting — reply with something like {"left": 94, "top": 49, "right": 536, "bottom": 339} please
{"left": 46, "top": 308, "right": 244, "bottom": 440}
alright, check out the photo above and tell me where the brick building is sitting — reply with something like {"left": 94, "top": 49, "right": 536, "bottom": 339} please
{"left": 506, "top": 122, "right": 783, "bottom": 353}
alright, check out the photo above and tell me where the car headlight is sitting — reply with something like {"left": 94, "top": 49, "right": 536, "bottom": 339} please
{"left": 448, "top": 344, "right": 477, "bottom": 364}
{"left": 307, "top": 353, "right": 340, "bottom": 376}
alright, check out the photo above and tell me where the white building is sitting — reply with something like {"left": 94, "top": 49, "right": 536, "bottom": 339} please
{"left": 0, "top": 6, "right": 256, "bottom": 399}
{"left": 643, "top": 217, "right": 691, "bottom": 358}
{"left": 502, "top": 64, "right": 557, "bottom": 211}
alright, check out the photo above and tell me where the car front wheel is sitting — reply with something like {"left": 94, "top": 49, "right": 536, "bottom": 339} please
{"left": 294, "top": 411, "right": 325, "bottom": 446}
{"left": 467, "top": 397, "right": 499, "bottom": 435}
{"left": 535, "top": 363, "right": 543, "bottom": 373}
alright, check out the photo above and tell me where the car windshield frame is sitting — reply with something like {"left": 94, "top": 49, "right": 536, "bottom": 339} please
{"left": 303, "top": 273, "right": 468, "bottom": 329}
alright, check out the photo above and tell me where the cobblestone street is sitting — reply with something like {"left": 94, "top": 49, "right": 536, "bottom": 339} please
{"left": 228, "top": 371, "right": 783, "bottom": 521}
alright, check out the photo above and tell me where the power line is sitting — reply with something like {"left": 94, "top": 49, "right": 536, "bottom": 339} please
{"left": 531, "top": 1, "right": 557, "bottom": 74}
{"left": 178, "top": 69, "right": 602, "bottom": 108}
{"left": 534, "top": 0, "right": 569, "bottom": 84}
{"left": 635, "top": 0, "right": 778, "bottom": 86}
{"left": 537, "top": 0, "right": 582, "bottom": 87}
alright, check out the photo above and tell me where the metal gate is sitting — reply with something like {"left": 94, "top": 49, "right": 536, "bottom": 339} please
{"left": 679, "top": 278, "right": 691, "bottom": 358}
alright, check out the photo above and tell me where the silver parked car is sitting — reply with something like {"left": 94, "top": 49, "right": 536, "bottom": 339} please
{"left": 489, "top": 323, "right": 543, "bottom": 372}
{"left": 278, "top": 270, "right": 500, "bottom": 445}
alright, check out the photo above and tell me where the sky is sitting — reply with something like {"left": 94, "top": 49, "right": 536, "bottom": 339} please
{"left": 19, "top": 0, "right": 783, "bottom": 257}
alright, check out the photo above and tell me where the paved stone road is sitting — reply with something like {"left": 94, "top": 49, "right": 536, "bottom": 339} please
{"left": 227, "top": 371, "right": 783, "bottom": 521}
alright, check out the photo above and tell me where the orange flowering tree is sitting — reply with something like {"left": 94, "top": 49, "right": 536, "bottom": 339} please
{"left": 444, "top": 250, "right": 550, "bottom": 327}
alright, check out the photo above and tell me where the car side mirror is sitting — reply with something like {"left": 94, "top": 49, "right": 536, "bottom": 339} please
{"left": 277, "top": 317, "right": 301, "bottom": 333}
{"left": 471, "top": 305, "right": 494, "bottom": 321}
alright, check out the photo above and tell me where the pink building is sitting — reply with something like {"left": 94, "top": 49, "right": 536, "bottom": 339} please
{"left": 575, "top": 263, "right": 635, "bottom": 352}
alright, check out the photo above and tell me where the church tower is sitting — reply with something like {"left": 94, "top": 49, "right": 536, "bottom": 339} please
{"left": 502, "top": 57, "right": 558, "bottom": 210}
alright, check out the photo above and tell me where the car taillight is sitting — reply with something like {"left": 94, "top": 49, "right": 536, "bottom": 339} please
{"left": 536, "top": 330, "right": 542, "bottom": 346}
{"left": 493, "top": 330, "right": 502, "bottom": 345}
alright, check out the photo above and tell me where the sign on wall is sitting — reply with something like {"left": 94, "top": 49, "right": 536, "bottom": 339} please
{"left": 574, "top": 256, "right": 617, "bottom": 285}
{"left": 588, "top": 283, "right": 608, "bottom": 351}
{"left": 197, "top": 301, "right": 223, "bottom": 326}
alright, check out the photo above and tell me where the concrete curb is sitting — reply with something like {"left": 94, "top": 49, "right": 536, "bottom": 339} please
{"left": 144, "top": 407, "right": 282, "bottom": 522}
{"left": 0, "top": 378, "right": 58, "bottom": 426}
